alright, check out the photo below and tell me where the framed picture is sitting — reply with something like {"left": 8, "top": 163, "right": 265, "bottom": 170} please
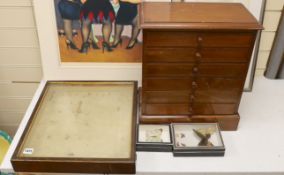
{"left": 137, "top": 124, "right": 173, "bottom": 152}
{"left": 172, "top": 123, "right": 225, "bottom": 156}
{"left": 53, "top": 0, "right": 142, "bottom": 63}
{"left": 33, "top": 0, "right": 143, "bottom": 83}
{"left": 11, "top": 81, "right": 138, "bottom": 174}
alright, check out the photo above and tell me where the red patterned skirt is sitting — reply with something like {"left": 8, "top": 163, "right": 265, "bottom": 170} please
{"left": 80, "top": 0, "right": 115, "bottom": 23}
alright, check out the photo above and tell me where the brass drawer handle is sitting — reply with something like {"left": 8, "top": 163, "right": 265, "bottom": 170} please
{"left": 197, "top": 36, "right": 203, "bottom": 43}
{"left": 195, "top": 52, "right": 202, "bottom": 58}
{"left": 190, "top": 94, "right": 195, "bottom": 102}
{"left": 192, "top": 67, "right": 199, "bottom": 73}
{"left": 192, "top": 81, "right": 198, "bottom": 88}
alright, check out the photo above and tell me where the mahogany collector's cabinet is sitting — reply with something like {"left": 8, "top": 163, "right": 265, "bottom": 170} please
{"left": 139, "top": 2, "right": 263, "bottom": 130}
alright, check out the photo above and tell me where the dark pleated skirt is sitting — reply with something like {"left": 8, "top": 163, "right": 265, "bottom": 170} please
{"left": 80, "top": 0, "right": 115, "bottom": 24}
{"left": 116, "top": 2, "right": 137, "bottom": 25}
{"left": 58, "top": 0, "right": 82, "bottom": 20}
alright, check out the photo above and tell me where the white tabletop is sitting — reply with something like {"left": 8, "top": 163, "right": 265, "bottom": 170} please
{"left": 137, "top": 77, "right": 284, "bottom": 174}
{"left": 1, "top": 77, "right": 284, "bottom": 174}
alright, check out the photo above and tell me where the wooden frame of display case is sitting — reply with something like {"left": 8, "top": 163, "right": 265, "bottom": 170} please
{"left": 11, "top": 81, "right": 138, "bottom": 174}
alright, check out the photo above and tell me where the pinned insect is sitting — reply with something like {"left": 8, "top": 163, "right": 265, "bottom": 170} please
{"left": 145, "top": 128, "right": 163, "bottom": 142}
{"left": 175, "top": 132, "right": 187, "bottom": 147}
{"left": 193, "top": 127, "right": 216, "bottom": 147}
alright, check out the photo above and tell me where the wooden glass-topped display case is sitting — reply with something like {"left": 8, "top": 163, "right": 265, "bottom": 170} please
{"left": 11, "top": 81, "right": 137, "bottom": 174}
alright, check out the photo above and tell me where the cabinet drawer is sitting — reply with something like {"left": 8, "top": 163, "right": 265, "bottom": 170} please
{"left": 194, "top": 103, "right": 237, "bottom": 114}
{"left": 201, "top": 47, "right": 251, "bottom": 62}
{"left": 143, "top": 103, "right": 191, "bottom": 115}
{"left": 142, "top": 103, "right": 237, "bottom": 115}
{"left": 143, "top": 91, "right": 190, "bottom": 103}
{"left": 144, "top": 31, "right": 197, "bottom": 47}
{"left": 199, "top": 32, "right": 255, "bottom": 47}
{"left": 143, "top": 78, "right": 243, "bottom": 91}
{"left": 143, "top": 48, "right": 196, "bottom": 62}
{"left": 143, "top": 63, "right": 247, "bottom": 77}
{"left": 143, "top": 78, "right": 192, "bottom": 91}
{"left": 143, "top": 47, "right": 251, "bottom": 63}
{"left": 143, "top": 89, "right": 240, "bottom": 103}
{"left": 144, "top": 30, "right": 255, "bottom": 48}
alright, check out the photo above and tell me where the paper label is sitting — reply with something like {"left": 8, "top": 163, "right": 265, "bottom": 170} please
{"left": 23, "top": 148, "right": 34, "bottom": 155}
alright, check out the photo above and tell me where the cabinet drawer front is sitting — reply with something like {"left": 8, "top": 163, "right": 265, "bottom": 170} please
{"left": 144, "top": 31, "right": 255, "bottom": 48}
{"left": 199, "top": 32, "right": 255, "bottom": 47}
{"left": 193, "top": 103, "right": 237, "bottom": 114}
{"left": 143, "top": 47, "right": 251, "bottom": 63}
{"left": 142, "top": 103, "right": 236, "bottom": 115}
{"left": 143, "top": 78, "right": 193, "bottom": 91}
{"left": 143, "top": 91, "right": 190, "bottom": 103}
{"left": 201, "top": 47, "right": 251, "bottom": 62}
{"left": 196, "top": 78, "right": 243, "bottom": 92}
{"left": 143, "top": 63, "right": 247, "bottom": 77}
{"left": 143, "top": 78, "right": 243, "bottom": 91}
{"left": 194, "top": 89, "right": 240, "bottom": 103}
{"left": 143, "top": 48, "right": 196, "bottom": 62}
{"left": 144, "top": 31, "right": 197, "bottom": 47}
{"left": 143, "top": 90, "right": 240, "bottom": 103}
{"left": 143, "top": 103, "right": 191, "bottom": 115}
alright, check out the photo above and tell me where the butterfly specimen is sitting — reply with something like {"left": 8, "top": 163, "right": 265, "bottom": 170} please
{"left": 145, "top": 128, "right": 163, "bottom": 142}
{"left": 193, "top": 127, "right": 216, "bottom": 147}
{"left": 175, "top": 132, "right": 187, "bottom": 147}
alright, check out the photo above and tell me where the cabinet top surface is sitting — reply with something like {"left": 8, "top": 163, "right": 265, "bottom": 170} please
{"left": 139, "top": 2, "right": 263, "bottom": 30}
